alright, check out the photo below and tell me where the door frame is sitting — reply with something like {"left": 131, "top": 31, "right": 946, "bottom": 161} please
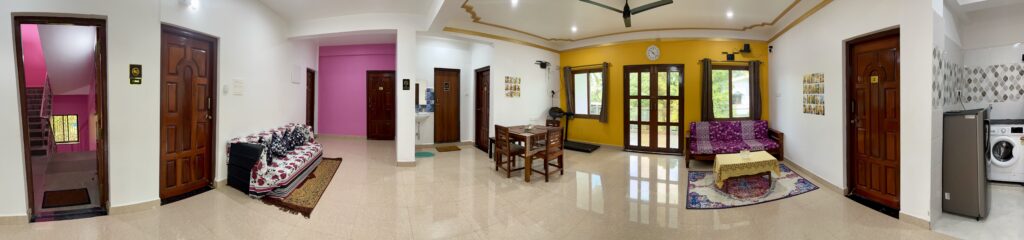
{"left": 366, "top": 70, "right": 397, "bottom": 140}
{"left": 159, "top": 24, "right": 219, "bottom": 200}
{"left": 474, "top": 66, "right": 490, "bottom": 151}
{"left": 844, "top": 28, "right": 900, "bottom": 201}
{"left": 434, "top": 68, "right": 461, "bottom": 143}
{"left": 621, "top": 64, "right": 685, "bottom": 155}
{"left": 306, "top": 68, "right": 316, "bottom": 132}
{"left": 13, "top": 16, "right": 110, "bottom": 219}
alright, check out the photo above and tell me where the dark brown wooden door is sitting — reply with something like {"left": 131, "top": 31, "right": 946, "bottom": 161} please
{"left": 367, "top": 71, "right": 396, "bottom": 140}
{"left": 306, "top": 69, "right": 316, "bottom": 132}
{"left": 434, "top": 68, "right": 461, "bottom": 143}
{"left": 160, "top": 26, "right": 216, "bottom": 200}
{"left": 848, "top": 30, "right": 900, "bottom": 209}
{"left": 623, "top": 65, "right": 684, "bottom": 154}
{"left": 474, "top": 67, "right": 490, "bottom": 151}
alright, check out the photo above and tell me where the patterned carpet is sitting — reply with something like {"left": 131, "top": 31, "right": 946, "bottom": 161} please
{"left": 686, "top": 164, "right": 818, "bottom": 209}
{"left": 262, "top": 157, "right": 342, "bottom": 218}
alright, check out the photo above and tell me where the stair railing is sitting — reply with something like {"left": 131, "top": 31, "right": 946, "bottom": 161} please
{"left": 40, "top": 74, "right": 55, "bottom": 155}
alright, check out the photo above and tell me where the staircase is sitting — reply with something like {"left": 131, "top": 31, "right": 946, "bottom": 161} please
{"left": 27, "top": 82, "right": 54, "bottom": 161}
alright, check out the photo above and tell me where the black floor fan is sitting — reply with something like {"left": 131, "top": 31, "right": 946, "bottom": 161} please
{"left": 549, "top": 107, "right": 600, "bottom": 153}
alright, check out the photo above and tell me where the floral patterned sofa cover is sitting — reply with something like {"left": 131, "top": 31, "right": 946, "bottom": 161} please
{"left": 227, "top": 123, "right": 322, "bottom": 197}
{"left": 685, "top": 120, "right": 784, "bottom": 168}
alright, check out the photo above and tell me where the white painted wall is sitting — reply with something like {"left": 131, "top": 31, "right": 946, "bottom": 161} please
{"left": 415, "top": 36, "right": 473, "bottom": 145}
{"left": 769, "top": 0, "right": 935, "bottom": 221}
{"left": 489, "top": 41, "right": 560, "bottom": 132}
{"left": 932, "top": 1, "right": 964, "bottom": 224}
{"left": 0, "top": 0, "right": 317, "bottom": 218}
{"left": 959, "top": 3, "right": 1024, "bottom": 50}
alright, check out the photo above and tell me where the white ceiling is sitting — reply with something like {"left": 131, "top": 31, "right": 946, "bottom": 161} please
{"left": 310, "top": 30, "right": 397, "bottom": 47}
{"left": 457, "top": 0, "right": 802, "bottom": 41}
{"left": 37, "top": 24, "right": 97, "bottom": 95}
{"left": 946, "top": 0, "right": 1024, "bottom": 22}
{"left": 259, "top": 0, "right": 435, "bottom": 21}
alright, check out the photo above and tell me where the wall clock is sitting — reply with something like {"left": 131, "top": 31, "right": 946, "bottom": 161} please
{"left": 646, "top": 45, "right": 660, "bottom": 61}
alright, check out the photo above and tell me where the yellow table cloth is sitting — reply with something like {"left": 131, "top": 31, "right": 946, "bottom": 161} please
{"left": 713, "top": 151, "right": 781, "bottom": 188}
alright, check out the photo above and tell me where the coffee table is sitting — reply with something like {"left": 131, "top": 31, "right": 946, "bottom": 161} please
{"left": 713, "top": 151, "right": 781, "bottom": 189}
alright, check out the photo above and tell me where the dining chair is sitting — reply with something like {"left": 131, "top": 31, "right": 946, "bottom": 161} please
{"left": 532, "top": 127, "right": 565, "bottom": 182}
{"left": 494, "top": 125, "right": 525, "bottom": 178}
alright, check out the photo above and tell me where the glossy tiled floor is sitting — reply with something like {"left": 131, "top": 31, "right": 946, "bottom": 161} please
{"left": 1, "top": 136, "right": 952, "bottom": 239}
{"left": 933, "top": 182, "right": 1024, "bottom": 239}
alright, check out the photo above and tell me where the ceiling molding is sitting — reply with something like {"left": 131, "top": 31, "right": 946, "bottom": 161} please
{"left": 442, "top": 27, "right": 559, "bottom": 52}
{"left": 459, "top": 0, "right": 804, "bottom": 42}
{"left": 560, "top": 37, "right": 768, "bottom": 52}
{"left": 768, "top": 0, "right": 833, "bottom": 42}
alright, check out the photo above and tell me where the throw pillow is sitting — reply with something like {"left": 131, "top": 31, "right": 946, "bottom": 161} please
{"left": 269, "top": 132, "right": 288, "bottom": 158}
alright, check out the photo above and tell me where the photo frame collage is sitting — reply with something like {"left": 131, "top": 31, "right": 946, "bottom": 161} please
{"left": 505, "top": 76, "right": 521, "bottom": 97}
{"left": 802, "top": 73, "right": 825, "bottom": 115}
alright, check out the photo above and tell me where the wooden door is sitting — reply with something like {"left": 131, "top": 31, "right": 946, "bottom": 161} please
{"left": 847, "top": 29, "right": 900, "bottom": 209}
{"left": 306, "top": 69, "right": 316, "bottom": 132}
{"left": 623, "top": 65, "right": 684, "bottom": 154}
{"left": 474, "top": 67, "right": 490, "bottom": 151}
{"left": 160, "top": 25, "right": 216, "bottom": 200}
{"left": 366, "top": 71, "right": 396, "bottom": 140}
{"left": 434, "top": 68, "right": 461, "bottom": 143}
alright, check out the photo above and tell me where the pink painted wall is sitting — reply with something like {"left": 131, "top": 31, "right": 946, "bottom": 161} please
{"left": 317, "top": 44, "right": 396, "bottom": 136}
{"left": 20, "top": 24, "right": 47, "bottom": 87}
{"left": 52, "top": 95, "right": 92, "bottom": 153}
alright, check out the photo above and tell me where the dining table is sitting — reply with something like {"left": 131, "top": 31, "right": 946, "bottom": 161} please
{"left": 507, "top": 125, "right": 556, "bottom": 182}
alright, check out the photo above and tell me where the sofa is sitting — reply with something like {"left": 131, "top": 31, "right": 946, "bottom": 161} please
{"left": 226, "top": 123, "right": 322, "bottom": 198}
{"left": 685, "top": 120, "right": 784, "bottom": 168}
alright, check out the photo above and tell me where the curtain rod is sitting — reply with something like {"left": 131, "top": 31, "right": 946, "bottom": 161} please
{"left": 701, "top": 60, "right": 760, "bottom": 63}
{"left": 568, "top": 62, "right": 608, "bottom": 69}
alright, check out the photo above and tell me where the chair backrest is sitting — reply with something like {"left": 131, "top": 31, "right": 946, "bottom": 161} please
{"left": 546, "top": 120, "right": 560, "bottom": 127}
{"left": 545, "top": 127, "right": 563, "bottom": 156}
{"left": 495, "top": 125, "right": 510, "bottom": 153}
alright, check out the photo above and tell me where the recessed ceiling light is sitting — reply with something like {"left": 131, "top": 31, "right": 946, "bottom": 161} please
{"left": 571, "top": 26, "right": 578, "bottom": 33}
{"left": 511, "top": 0, "right": 518, "bottom": 8}
{"left": 181, "top": 0, "right": 200, "bottom": 11}
{"left": 726, "top": 10, "right": 734, "bottom": 19}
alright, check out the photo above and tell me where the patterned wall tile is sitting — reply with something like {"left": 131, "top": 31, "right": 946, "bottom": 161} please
{"left": 933, "top": 47, "right": 1024, "bottom": 109}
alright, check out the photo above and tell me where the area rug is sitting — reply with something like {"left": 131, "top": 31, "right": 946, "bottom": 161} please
{"left": 42, "top": 188, "right": 91, "bottom": 208}
{"left": 686, "top": 164, "right": 818, "bottom": 209}
{"left": 436, "top": 146, "right": 461, "bottom": 152}
{"left": 262, "top": 157, "right": 342, "bottom": 218}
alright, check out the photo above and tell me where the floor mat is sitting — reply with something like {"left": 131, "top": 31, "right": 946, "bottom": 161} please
{"left": 415, "top": 152, "right": 435, "bottom": 158}
{"left": 686, "top": 164, "right": 818, "bottom": 209}
{"left": 42, "top": 188, "right": 91, "bottom": 209}
{"left": 262, "top": 158, "right": 342, "bottom": 218}
{"left": 436, "top": 146, "right": 461, "bottom": 152}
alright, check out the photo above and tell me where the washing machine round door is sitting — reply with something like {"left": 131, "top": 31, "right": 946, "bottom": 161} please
{"left": 991, "top": 136, "right": 1020, "bottom": 167}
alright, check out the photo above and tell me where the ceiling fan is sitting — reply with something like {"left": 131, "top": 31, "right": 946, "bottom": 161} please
{"left": 580, "top": 0, "right": 674, "bottom": 27}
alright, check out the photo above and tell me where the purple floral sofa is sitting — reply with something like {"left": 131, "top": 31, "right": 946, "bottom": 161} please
{"left": 685, "top": 120, "right": 784, "bottom": 168}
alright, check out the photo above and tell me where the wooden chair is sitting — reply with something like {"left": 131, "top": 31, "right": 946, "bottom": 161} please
{"left": 531, "top": 127, "right": 565, "bottom": 182}
{"left": 494, "top": 125, "right": 525, "bottom": 178}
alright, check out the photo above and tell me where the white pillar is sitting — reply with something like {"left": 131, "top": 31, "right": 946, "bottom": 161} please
{"left": 395, "top": 28, "right": 417, "bottom": 165}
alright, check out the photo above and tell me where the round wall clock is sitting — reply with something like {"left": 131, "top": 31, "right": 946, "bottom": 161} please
{"left": 646, "top": 45, "right": 660, "bottom": 61}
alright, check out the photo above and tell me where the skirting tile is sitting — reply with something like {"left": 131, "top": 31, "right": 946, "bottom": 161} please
{"left": 396, "top": 161, "right": 417, "bottom": 167}
{"left": 109, "top": 199, "right": 159, "bottom": 215}
{"left": 782, "top": 158, "right": 845, "bottom": 194}
{"left": 900, "top": 212, "right": 932, "bottom": 229}
{"left": 0, "top": 215, "right": 28, "bottom": 225}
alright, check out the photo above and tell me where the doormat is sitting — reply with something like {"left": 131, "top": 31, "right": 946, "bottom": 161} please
{"left": 262, "top": 158, "right": 342, "bottom": 218}
{"left": 436, "top": 146, "right": 461, "bottom": 152}
{"left": 686, "top": 164, "right": 818, "bottom": 209}
{"left": 42, "top": 188, "right": 91, "bottom": 209}
{"left": 415, "top": 152, "right": 435, "bottom": 158}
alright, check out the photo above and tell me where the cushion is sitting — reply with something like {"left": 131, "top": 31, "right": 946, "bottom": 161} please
{"left": 268, "top": 132, "right": 288, "bottom": 158}
{"left": 689, "top": 139, "right": 780, "bottom": 155}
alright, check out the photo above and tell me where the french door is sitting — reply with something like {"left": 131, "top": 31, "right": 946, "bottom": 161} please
{"left": 623, "top": 65, "right": 684, "bottom": 154}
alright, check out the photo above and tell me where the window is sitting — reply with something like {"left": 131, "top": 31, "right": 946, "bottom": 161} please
{"left": 51, "top": 115, "right": 79, "bottom": 144}
{"left": 711, "top": 66, "right": 751, "bottom": 119}
{"left": 572, "top": 69, "right": 603, "bottom": 117}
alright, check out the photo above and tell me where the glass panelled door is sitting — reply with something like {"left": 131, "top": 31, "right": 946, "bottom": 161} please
{"left": 624, "top": 65, "right": 684, "bottom": 154}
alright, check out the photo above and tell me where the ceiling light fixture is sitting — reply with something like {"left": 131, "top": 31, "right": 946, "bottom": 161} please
{"left": 726, "top": 10, "right": 734, "bottom": 19}
{"left": 571, "top": 26, "right": 578, "bottom": 33}
{"left": 511, "top": 0, "right": 519, "bottom": 8}
{"left": 181, "top": 0, "right": 200, "bottom": 11}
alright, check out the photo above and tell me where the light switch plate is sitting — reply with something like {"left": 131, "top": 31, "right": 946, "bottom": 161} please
{"left": 944, "top": 192, "right": 950, "bottom": 200}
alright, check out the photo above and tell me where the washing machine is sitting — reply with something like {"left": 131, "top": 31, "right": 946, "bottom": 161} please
{"left": 988, "top": 122, "right": 1024, "bottom": 183}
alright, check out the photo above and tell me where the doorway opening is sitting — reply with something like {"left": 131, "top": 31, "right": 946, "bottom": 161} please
{"left": 306, "top": 68, "right": 316, "bottom": 132}
{"left": 14, "top": 16, "right": 110, "bottom": 222}
{"left": 159, "top": 24, "right": 218, "bottom": 203}
{"left": 845, "top": 28, "right": 900, "bottom": 217}
{"left": 474, "top": 66, "right": 490, "bottom": 151}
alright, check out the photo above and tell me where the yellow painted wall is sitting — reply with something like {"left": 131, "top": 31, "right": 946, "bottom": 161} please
{"left": 559, "top": 40, "right": 770, "bottom": 147}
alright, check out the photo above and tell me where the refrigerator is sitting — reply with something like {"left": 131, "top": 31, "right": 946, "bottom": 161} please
{"left": 942, "top": 109, "right": 990, "bottom": 220}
